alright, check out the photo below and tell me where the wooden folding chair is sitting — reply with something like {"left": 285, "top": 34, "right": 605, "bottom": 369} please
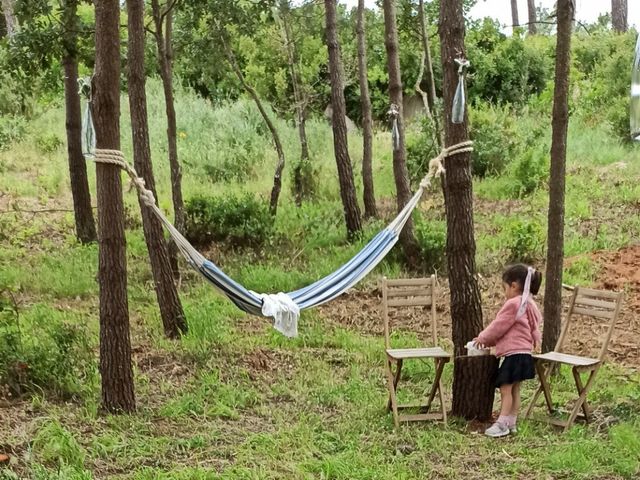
{"left": 381, "top": 276, "right": 451, "bottom": 429}
{"left": 525, "top": 286, "right": 624, "bottom": 431}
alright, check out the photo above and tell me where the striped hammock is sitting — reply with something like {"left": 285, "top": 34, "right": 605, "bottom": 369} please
{"left": 83, "top": 97, "right": 471, "bottom": 336}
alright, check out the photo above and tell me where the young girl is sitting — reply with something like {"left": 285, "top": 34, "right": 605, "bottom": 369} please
{"left": 473, "top": 264, "right": 543, "bottom": 438}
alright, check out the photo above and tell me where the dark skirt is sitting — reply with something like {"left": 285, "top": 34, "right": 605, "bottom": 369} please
{"left": 495, "top": 353, "right": 535, "bottom": 387}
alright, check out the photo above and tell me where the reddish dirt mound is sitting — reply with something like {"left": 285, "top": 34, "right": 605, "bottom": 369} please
{"left": 593, "top": 244, "right": 640, "bottom": 311}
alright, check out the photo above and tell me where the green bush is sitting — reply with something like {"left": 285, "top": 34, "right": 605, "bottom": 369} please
{"left": 0, "top": 116, "right": 27, "bottom": 151}
{"left": 289, "top": 156, "right": 319, "bottom": 203}
{"left": 35, "top": 133, "right": 64, "bottom": 154}
{"left": 574, "top": 31, "right": 636, "bottom": 142}
{"left": 469, "top": 103, "right": 522, "bottom": 177}
{"left": 185, "top": 193, "right": 273, "bottom": 246}
{"left": 502, "top": 217, "right": 545, "bottom": 264}
{"left": 467, "top": 20, "right": 552, "bottom": 105}
{"left": 605, "top": 95, "right": 631, "bottom": 143}
{"left": 414, "top": 216, "right": 446, "bottom": 273}
{"left": 508, "top": 144, "right": 549, "bottom": 197}
{"left": 406, "top": 115, "right": 440, "bottom": 187}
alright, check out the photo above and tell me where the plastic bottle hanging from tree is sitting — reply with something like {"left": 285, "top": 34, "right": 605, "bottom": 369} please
{"left": 452, "top": 58, "right": 470, "bottom": 124}
{"left": 78, "top": 77, "right": 96, "bottom": 157}
{"left": 631, "top": 34, "right": 640, "bottom": 141}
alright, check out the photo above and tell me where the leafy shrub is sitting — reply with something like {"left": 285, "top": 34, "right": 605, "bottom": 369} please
{"left": 185, "top": 193, "right": 273, "bottom": 246}
{"left": 0, "top": 293, "right": 95, "bottom": 399}
{"left": 605, "top": 95, "right": 631, "bottom": 143}
{"left": 469, "top": 103, "right": 522, "bottom": 177}
{"left": 406, "top": 115, "right": 441, "bottom": 187}
{"left": 414, "top": 216, "right": 447, "bottom": 272}
{"left": 35, "top": 133, "right": 64, "bottom": 154}
{"left": 0, "top": 116, "right": 27, "bottom": 151}
{"left": 467, "top": 20, "right": 552, "bottom": 105}
{"left": 289, "top": 156, "right": 319, "bottom": 203}
{"left": 574, "top": 31, "right": 636, "bottom": 142}
{"left": 201, "top": 134, "right": 260, "bottom": 183}
{"left": 508, "top": 144, "right": 549, "bottom": 197}
{"left": 502, "top": 217, "right": 544, "bottom": 264}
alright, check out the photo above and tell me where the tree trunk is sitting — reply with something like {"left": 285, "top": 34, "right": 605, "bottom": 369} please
{"left": 611, "top": 0, "right": 628, "bottom": 33}
{"left": 62, "top": 0, "right": 97, "bottom": 245}
{"left": 93, "top": 0, "right": 135, "bottom": 414}
{"left": 452, "top": 356, "right": 499, "bottom": 421}
{"left": 439, "top": 0, "right": 487, "bottom": 420}
{"left": 418, "top": 0, "right": 442, "bottom": 148}
{"left": 127, "top": 0, "right": 187, "bottom": 339}
{"left": 543, "top": 0, "right": 574, "bottom": 354}
{"left": 219, "top": 30, "right": 286, "bottom": 216}
{"left": 510, "top": 0, "right": 519, "bottom": 28}
{"left": 151, "top": 0, "right": 183, "bottom": 279}
{"left": 356, "top": 0, "right": 378, "bottom": 219}
{"left": 527, "top": 0, "right": 537, "bottom": 34}
{"left": 324, "top": 0, "right": 362, "bottom": 239}
{"left": 382, "top": 0, "right": 420, "bottom": 265}
{"left": 278, "top": 2, "right": 312, "bottom": 207}
{"left": 1, "top": 0, "right": 17, "bottom": 38}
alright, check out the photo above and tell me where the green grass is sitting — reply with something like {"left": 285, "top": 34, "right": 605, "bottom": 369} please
{"left": 2, "top": 80, "right": 640, "bottom": 479}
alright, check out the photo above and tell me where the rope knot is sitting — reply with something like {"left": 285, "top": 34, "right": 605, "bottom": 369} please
{"left": 94, "top": 149, "right": 157, "bottom": 207}
{"left": 417, "top": 141, "right": 474, "bottom": 190}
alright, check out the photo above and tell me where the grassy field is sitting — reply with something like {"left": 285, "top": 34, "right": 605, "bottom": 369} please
{"left": 1, "top": 79, "right": 640, "bottom": 479}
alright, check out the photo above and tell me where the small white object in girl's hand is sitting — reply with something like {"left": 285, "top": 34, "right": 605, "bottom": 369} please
{"left": 466, "top": 340, "right": 489, "bottom": 356}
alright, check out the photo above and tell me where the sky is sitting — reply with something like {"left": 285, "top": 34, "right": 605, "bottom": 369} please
{"left": 340, "top": 0, "right": 640, "bottom": 32}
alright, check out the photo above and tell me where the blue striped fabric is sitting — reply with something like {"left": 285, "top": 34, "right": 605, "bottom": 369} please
{"left": 195, "top": 227, "right": 400, "bottom": 316}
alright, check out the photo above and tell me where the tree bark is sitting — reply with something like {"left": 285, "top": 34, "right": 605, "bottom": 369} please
{"left": 452, "top": 356, "right": 499, "bottom": 421}
{"left": 127, "top": 0, "right": 187, "bottom": 339}
{"left": 382, "top": 0, "right": 420, "bottom": 265}
{"left": 417, "top": 0, "right": 442, "bottom": 148}
{"left": 439, "top": 0, "right": 487, "bottom": 420}
{"left": 93, "top": 0, "right": 135, "bottom": 413}
{"left": 219, "top": 30, "right": 286, "bottom": 216}
{"left": 510, "top": 0, "right": 519, "bottom": 28}
{"left": 325, "top": 0, "right": 362, "bottom": 239}
{"left": 62, "top": 0, "right": 97, "bottom": 245}
{"left": 278, "top": 2, "right": 312, "bottom": 207}
{"left": 151, "top": 0, "right": 183, "bottom": 279}
{"left": 356, "top": 0, "right": 378, "bottom": 219}
{"left": 543, "top": 0, "right": 574, "bottom": 354}
{"left": 611, "top": 0, "right": 628, "bottom": 33}
{"left": 1, "top": 0, "right": 17, "bottom": 38}
{"left": 527, "top": 0, "right": 537, "bottom": 34}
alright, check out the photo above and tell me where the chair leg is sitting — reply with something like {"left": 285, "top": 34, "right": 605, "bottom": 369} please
{"left": 572, "top": 368, "right": 591, "bottom": 422}
{"left": 387, "top": 359, "right": 403, "bottom": 411}
{"left": 564, "top": 367, "right": 599, "bottom": 432}
{"left": 525, "top": 382, "right": 543, "bottom": 419}
{"left": 423, "top": 358, "right": 446, "bottom": 421}
{"left": 437, "top": 359, "right": 448, "bottom": 423}
{"left": 385, "top": 359, "right": 401, "bottom": 429}
{"left": 537, "top": 361, "right": 555, "bottom": 415}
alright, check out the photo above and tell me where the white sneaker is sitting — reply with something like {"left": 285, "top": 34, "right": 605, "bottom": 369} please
{"left": 484, "top": 422, "right": 510, "bottom": 438}
{"left": 509, "top": 425, "right": 517, "bottom": 434}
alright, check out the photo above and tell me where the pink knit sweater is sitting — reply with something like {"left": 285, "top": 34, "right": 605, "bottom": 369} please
{"left": 476, "top": 296, "right": 542, "bottom": 357}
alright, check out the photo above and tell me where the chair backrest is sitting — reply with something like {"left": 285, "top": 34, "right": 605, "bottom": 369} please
{"left": 381, "top": 276, "right": 438, "bottom": 349}
{"left": 555, "top": 286, "right": 624, "bottom": 361}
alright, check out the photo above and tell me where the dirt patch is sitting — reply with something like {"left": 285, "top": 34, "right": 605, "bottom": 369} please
{"left": 592, "top": 244, "right": 640, "bottom": 310}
